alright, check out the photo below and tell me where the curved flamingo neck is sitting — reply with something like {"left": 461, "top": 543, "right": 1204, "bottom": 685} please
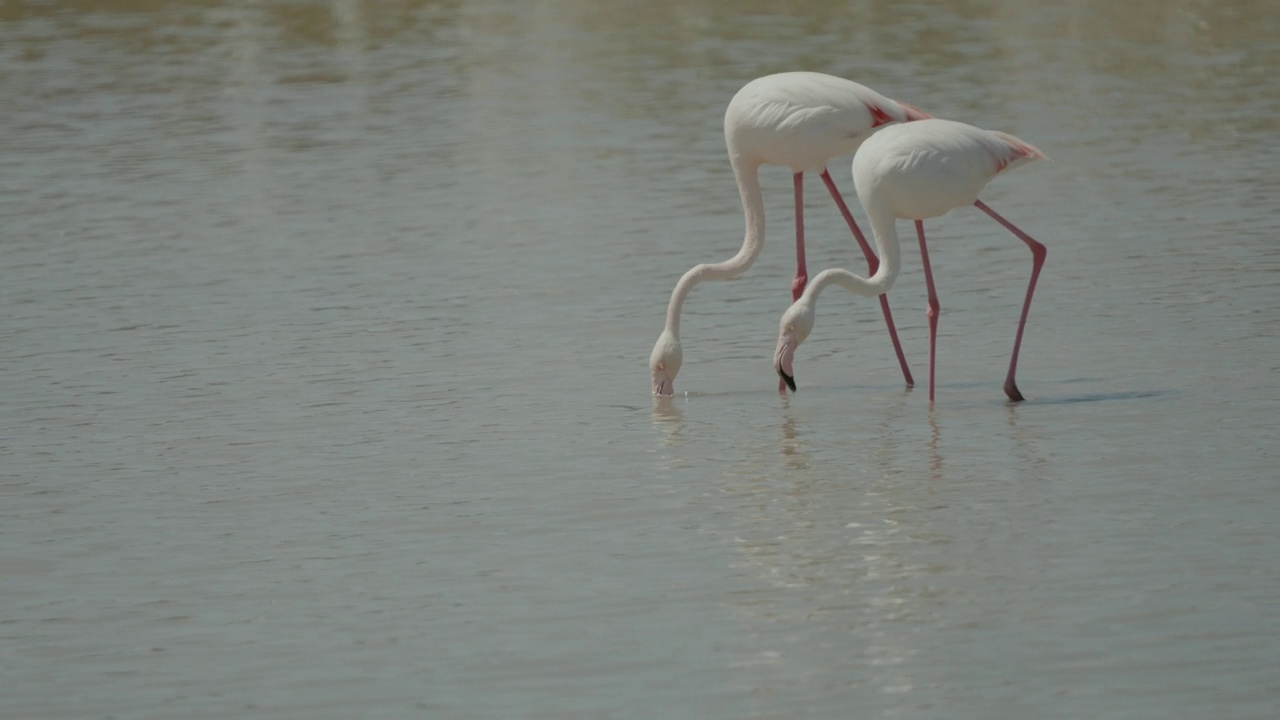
{"left": 801, "top": 205, "right": 901, "bottom": 304}
{"left": 663, "top": 160, "right": 766, "bottom": 335}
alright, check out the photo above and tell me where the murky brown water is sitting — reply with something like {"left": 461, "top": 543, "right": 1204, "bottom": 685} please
{"left": 3, "top": 1, "right": 1278, "bottom": 718}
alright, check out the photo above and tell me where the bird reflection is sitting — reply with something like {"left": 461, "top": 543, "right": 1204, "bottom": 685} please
{"left": 1005, "top": 401, "right": 1048, "bottom": 481}
{"left": 650, "top": 395, "right": 685, "bottom": 448}
{"left": 724, "top": 389, "right": 957, "bottom": 695}
{"left": 776, "top": 395, "right": 809, "bottom": 472}
{"left": 928, "top": 409, "right": 943, "bottom": 483}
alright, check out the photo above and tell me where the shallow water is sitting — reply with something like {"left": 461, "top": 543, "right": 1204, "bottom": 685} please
{"left": 2, "top": 1, "right": 1278, "bottom": 718}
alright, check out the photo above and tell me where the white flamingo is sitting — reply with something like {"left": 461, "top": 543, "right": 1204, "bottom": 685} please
{"left": 649, "top": 72, "right": 929, "bottom": 396}
{"left": 773, "top": 118, "right": 1049, "bottom": 403}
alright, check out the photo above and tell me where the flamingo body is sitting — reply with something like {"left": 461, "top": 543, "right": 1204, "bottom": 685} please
{"left": 774, "top": 118, "right": 1048, "bottom": 402}
{"left": 725, "top": 73, "right": 927, "bottom": 172}
{"left": 854, "top": 120, "right": 1044, "bottom": 220}
{"left": 651, "top": 72, "right": 928, "bottom": 396}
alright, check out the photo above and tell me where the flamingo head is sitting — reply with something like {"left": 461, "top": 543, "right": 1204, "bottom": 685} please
{"left": 649, "top": 330, "right": 683, "bottom": 397}
{"left": 774, "top": 298, "right": 816, "bottom": 393}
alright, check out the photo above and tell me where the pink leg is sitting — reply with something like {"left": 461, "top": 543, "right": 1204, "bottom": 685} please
{"left": 974, "top": 199, "right": 1046, "bottom": 402}
{"left": 820, "top": 170, "right": 914, "bottom": 388}
{"left": 916, "top": 221, "right": 940, "bottom": 404}
{"left": 791, "top": 172, "right": 807, "bottom": 301}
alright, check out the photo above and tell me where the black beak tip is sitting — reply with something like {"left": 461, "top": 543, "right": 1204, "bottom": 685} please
{"left": 778, "top": 368, "right": 796, "bottom": 393}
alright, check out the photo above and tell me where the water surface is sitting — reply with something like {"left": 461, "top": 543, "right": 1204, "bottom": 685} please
{"left": 2, "top": 1, "right": 1278, "bottom": 718}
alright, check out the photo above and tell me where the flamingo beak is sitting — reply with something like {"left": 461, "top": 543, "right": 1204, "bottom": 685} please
{"left": 774, "top": 340, "right": 797, "bottom": 393}
{"left": 653, "top": 373, "right": 674, "bottom": 397}
{"left": 778, "top": 367, "right": 796, "bottom": 393}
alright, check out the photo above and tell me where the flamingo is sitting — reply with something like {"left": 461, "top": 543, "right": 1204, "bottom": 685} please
{"left": 773, "top": 118, "right": 1048, "bottom": 403}
{"left": 649, "top": 72, "right": 930, "bottom": 396}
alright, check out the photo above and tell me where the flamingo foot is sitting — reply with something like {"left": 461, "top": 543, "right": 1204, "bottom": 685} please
{"left": 1004, "top": 380, "right": 1025, "bottom": 402}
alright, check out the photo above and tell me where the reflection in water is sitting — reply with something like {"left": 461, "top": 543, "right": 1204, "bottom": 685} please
{"left": 1005, "top": 401, "right": 1050, "bottom": 484}
{"left": 700, "top": 391, "right": 942, "bottom": 696}
{"left": 650, "top": 395, "right": 686, "bottom": 448}
{"left": 928, "top": 409, "right": 943, "bottom": 483}
{"left": 649, "top": 396, "right": 692, "bottom": 482}
{"left": 709, "top": 391, "right": 1061, "bottom": 696}
{"left": 775, "top": 395, "right": 807, "bottom": 472}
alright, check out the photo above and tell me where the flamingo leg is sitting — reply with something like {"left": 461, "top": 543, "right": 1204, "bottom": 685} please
{"left": 792, "top": 172, "right": 807, "bottom": 301}
{"left": 820, "top": 170, "right": 914, "bottom": 388}
{"left": 780, "top": 173, "right": 809, "bottom": 393}
{"left": 916, "top": 221, "right": 940, "bottom": 404}
{"left": 973, "top": 199, "right": 1046, "bottom": 402}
